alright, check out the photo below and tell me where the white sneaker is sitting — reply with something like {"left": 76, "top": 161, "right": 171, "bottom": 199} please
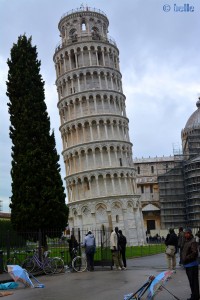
{"left": 117, "top": 267, "right": 122, "bottom": 270}
{"left": 122, "top": 267, "right": 126, "bottom": 270}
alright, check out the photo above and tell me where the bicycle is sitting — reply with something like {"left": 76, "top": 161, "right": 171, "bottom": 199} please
{"left": 4, "top": 249, "right": 22, "bottom": 272}
{"left": 22, "top": 250, "right": 56, "bottom": 275}
{"left": 71, "top": 248, "right": 87, "bottom": 272}
{"left": 52, "top": 251, "right": 65, "bottom": 274}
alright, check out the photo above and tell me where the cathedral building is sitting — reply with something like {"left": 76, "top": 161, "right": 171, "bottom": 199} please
{"left": 134, "top": 98, "right": 200, "bottom": 231}
{"left": 158, "top": 98, "right": 200, "bottom": 229}
{"left": 53, "top": 6, "right": 146, "bottom": 245}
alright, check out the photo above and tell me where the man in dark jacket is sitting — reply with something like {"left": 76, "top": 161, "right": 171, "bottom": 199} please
{"left": 182, "top": 228, "right": 199, "bottom": 300}
{"left": 165, "top": 228, "right": 178, "bottom": 270}
{"left": 118, "top": 230, "right": 127, "bottom": 269}
{"left": 67, "top": 234, "right": 79, "bottom": 265}
{"left": 178, "top": 227, "right": 185, "bottom": 265}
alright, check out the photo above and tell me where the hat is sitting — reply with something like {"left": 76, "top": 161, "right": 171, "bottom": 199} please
{"left": 87, "top": 231, "right": 92, "bottom": 235}
{"left": 184, "top": 228, "right": 192, "bottom": 233}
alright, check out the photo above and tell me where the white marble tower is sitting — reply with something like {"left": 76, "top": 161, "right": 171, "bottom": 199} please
{"left": 53, "top": 6, "right": 146, "bottom": 245}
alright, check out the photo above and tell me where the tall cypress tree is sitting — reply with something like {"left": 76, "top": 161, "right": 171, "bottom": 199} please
{"left": 6, "top": 35, "right": 68, "bottom": 234}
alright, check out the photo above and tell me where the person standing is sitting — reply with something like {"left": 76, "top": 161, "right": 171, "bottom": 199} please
{"left": 67, "top": 234, "right": 79, "bottom": 266}
{"left": 118, "top": 229, "right": 127, "bottom": 269}
{"left": 110, "top": 227, "right": 124, "bottom": 270}
{"left": 165, "top": 228, "right": 178, "bottom": 270}
{"left": 178, "top": 227, "right": 185, "bottom": 265}
{"left": 83, "top": 231, "right": 96, "bottom": 271}
{"left": 182, "top": 228, "right": 199, "bottom": 300}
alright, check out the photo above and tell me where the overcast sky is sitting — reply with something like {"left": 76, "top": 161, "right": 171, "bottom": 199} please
{"left": 1, "top": 0, "right": 200, "bottom": 212}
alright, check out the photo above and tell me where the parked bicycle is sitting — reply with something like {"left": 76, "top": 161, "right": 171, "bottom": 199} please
{"left": 52, "top": 251, "right": 65, "bottom": 274}
{"left": 22, "top": 249, "right": 56, "bottom": 275}
{"left": 71, "top": 247, "right": 87, "bottom": 272}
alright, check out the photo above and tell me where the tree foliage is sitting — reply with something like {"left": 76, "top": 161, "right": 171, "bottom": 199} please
{"left": 6, "top": 35, "right": 68, "bottom": 234}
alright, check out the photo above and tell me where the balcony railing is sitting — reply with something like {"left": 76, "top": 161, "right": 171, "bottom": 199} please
{"left": 55, "top": 34, "right": 116, "bottom": 52}
{"left": 60, "top": 6, "right": 107, "bottom": 20}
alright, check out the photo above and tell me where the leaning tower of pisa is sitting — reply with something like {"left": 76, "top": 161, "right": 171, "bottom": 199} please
{"left": 53, "top": 6, "right": 146, "bottom": 245}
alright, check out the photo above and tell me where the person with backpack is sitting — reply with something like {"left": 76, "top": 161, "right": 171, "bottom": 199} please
{"left": 165, "top": 228, "right": 178, "bottom": 271}
{"left": 118, "top": 230, "right": 127, "bottom": 269}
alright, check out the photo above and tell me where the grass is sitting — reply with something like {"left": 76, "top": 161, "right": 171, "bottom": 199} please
{"left": 126, "top": 244, "right": 165, "bottom": 258}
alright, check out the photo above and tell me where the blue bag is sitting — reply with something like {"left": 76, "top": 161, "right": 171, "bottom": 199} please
{"left": 0, "top": 282, "right": 19, "bottom": 290}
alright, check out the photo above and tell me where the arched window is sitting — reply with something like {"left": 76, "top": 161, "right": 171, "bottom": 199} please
{"left": 116, "top": 215, "right": 119, "bottom": 223}
{"left": 82, "top": 21, "right": 86, "bottom": 31}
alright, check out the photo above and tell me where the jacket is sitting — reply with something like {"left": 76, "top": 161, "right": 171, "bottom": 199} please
{"left": 110, "top": 231, "right": 119, "bottom": 250}
{"left": 165, "top": 232, "right": 178, "bottom": 247}
{"left": 182, "top": 236, "right": 198, "bottom": 265}
{"left": 118, "top": 234, "right": 127, "bottom": 249}
{"left": 83, "top": 233, "right": 96, "bottom": 248}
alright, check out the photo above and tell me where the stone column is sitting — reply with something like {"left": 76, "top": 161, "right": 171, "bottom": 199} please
{"left": 100, "top": 149, "right": 103, "bottom": 166}
{"left": 88, "top": 50, "right": 92, "bottom": 66}
{"left": 95, "top": 50, "right": 98, "bottom": 65}
{"left": 85, "top": 152, "right": 89, "bottom": 170}
{"left": 89, "top": 123, "right": 93, "bottom": 140}
{"left": 92, "top": 149, "right": 96, "bottom": 168}
{"left": 75, "top": 52, "right": 78, "bottom": 68}
{"left": 80, "top": 99, "right": 83, "bottom": 117}
{"left": 98, "top": 73, "right": 102, "bottom": 89}
{"left": 107, "top": 148, "right": 111, "bottom": 166}
{"left": 104, "top": 122, "right": 108, "bottom": 139}
{"left": 102, "top": 50, "right": 105, "bottom": 66}
{"left": 77, "top": 75, "right": 80, "bottom": 92}
{"left": 97, "top": 123, "right": 100, "bottom": 139}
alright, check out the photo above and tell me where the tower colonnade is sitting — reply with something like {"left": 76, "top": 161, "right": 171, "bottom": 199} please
{"left": 53, "top": 6, "right": 146, "bottom": 245}
{"left": 54, "top": 42, "right": 120, "bottom": 77}
{"left": 58, "top": 91, "right": 127, "bottom": 124}
{"left": 63, "top": 141, "right": 133, "bottom": 174}
{"left": 56, "top": 69, "right": 123, "bottom": 101}
{"left": 66, "top": 168, "right": 136, "bottom": 203}
{"left": 60, "top": 116, "right": 130, "bottom": 148}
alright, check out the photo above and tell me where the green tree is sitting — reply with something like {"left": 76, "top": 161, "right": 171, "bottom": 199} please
{"left": 6, "top": 35, "right": 68, "bottom": 241}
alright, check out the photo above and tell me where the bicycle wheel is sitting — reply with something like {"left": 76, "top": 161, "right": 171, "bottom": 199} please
{"left": 43, "top": 258, "right": 57, "bottom": 275}
{"left": 21, "top": 258, "right": 35, "bottom": 273}
{"left": 4, "top": 257, "right": 21, "bottom": 272}
{"left": 53, "top": 257, "right": 65, "bottom": 274}
{"left": 72, "top": 256, "right": 87, "bottom": 272}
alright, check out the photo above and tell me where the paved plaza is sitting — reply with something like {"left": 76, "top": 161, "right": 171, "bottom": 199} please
{"left": 0, "top": 253, "right": 194, "bottom": 300}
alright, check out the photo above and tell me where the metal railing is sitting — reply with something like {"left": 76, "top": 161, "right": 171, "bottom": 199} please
{"left": 60, "top": 7, "right": 107, "bottom": 20}
{"left": 0, "top": 228, "right": 166, "bottom": 273}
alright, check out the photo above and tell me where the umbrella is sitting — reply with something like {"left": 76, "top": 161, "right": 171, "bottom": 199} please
{"left": 124, "top": 275, "right": 155, "bottom": 300}
{"left": 7, "top": 265, "right": 45, "bottom": 288}
{"left": 7, "top": 265, "right": 34, "bottom": 288}
{"left": 146, "top": 270, "right": 180, "bottom": 300}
